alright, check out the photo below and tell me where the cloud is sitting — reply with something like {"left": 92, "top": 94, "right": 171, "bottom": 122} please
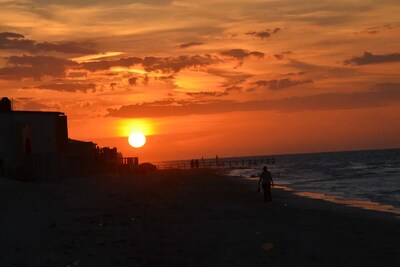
{"left": 282, "top": 71, "right": 306, "bottom": 76}
{"left": 344, "top": 52, "right": 400, "bottom": 65}
{"left": 142, "top": 55, "right": 219, "bottom": 73}
{"left": 155, "top": 74, "right": 175, "bottom": 81}
{"left": 287, "top": 60, "right": 356, "bottom": 78}
{"left": 0, "top": 32, "right": 97, "bottom": 54}
{"left": 186, "top": 91, "right": 228, "bottom": 97}
{"left": 0, "top": 55, "right": 78, "bottom": 80}
{"left": 225, "top": 86, "right": 242, "bottom": 93}
{"left": 128, "top": 77, "right": 138, "bottom": 86}
{"left": 246, "top": 27, "right": 281, "bottom": 39}
{"left": 220, "top": 49, "right": 264, "bottom": 60}
{"left": 252, "top": 78, "right": 313, "bottom": 90}
{"left": 106, "top": 83, "right": 400, "bottom": 118}
{"left": 67, "top": 71, "right": 87, "bottom": 78}
{"left": 207, "top": 68, "right": 252, "bottom": 91}
{"left": 81, "top": 57, "right": 143, "bottom": 72}
{"left": 372, "top": 82, "right": 400, "bottom": 91}
{"left": 14, "top": 98, "right": 53, "bottom": 111}
{"left": 79, "top": 54, "right": 219, "bottom": 73}
{"left": 292, "top": 13, "right": 352, "bottom": 26}
{"left": 179, "top": 42, "right": 204, "bottom": 48}
{"left": 32, "top": 0, "right": 172, "bottom": 7}
{"left": 142, "top": 76, "right": 149, "bottom": 86}
{"left": 274, "top": 51, "right": 292, "bottom": 60}
{"left": 352, "top": 24, "right": 393, "bottom": 35}
{"left": 29, "top": 83, "right": 96, "bottom": 93}
{"left": 77, "top": 49, "right": 265, "bottom": 75}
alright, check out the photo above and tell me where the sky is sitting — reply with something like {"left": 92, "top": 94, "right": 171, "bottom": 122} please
{"left": 1, "top": 0, "right": 399, "bottom": 162}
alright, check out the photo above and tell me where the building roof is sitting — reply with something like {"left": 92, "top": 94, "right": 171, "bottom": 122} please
{"left": 0, "top": 110, "right": 65, "bottom": 116}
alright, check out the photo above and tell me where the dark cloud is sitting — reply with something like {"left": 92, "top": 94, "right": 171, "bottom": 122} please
{"left": 287, "top": 60, "right": 356, "bottom": 78}
{"left": 155, "top": 74, "right": 175, "bottom": 81}
{"left": 207, "top": 68, "right": 252, "bottom": 91}
{"left": 274, "top": 51, "right": 292, "bottom": 60}
{"left": 225, "top": 86, "right": 242, "bottom": 93}
{"left": 283, "top": 71, "right": 306, "bottom": 76}
{"left": 246, "top": 28, "right": 281, "bottom": 39}
{"left": 106, "top": 84, "right": 400, "bottom": 118}
{"left": 81, "top": 57, "right": 143, "bottom": 72}
{"left": 353, "top": 24, "right": 394, "bottom": 35}
{"left": 0, "top": 55, "right": 78, "bottom": 80}
{"left": 179, "top": 42, "right": 204, "bottom": 48}
{"left": 29, "top": 83, "right": 96, "bottom": 93}
{"left": 142, "top": 76, "right": 149, "bottom": 86}
{"left": 80, "top": 54, "right": 218, "bottom": 73}
{"left": 78, "top": 50, "right": 264, "bottom": 75}
{"left": 0, "top": 32, "right": 97, "bottom": 54}
{"left": 128, "top": 77, "right": 138, "bottom": 86}
{"left": 272, "top": 28, "right": 281, "bottom": 34}
{"left": 186, "top": 91, "right": 228, "bottom": 97}
{"left": 252, "top": 78, "right": 313, "bottom": 90}
{"left": 291, "top": 13, "right": 353, "bottom": 26}
{"left": 344, "top": 52, "right": 400, "bottom": 65}
{"left": 246, "top": 31, "right": 270, "bottom": 38}
{"left": 372, "top": 82, "right": 400, "bottom": 91}
{"left": 220, "top": 49, "right": 264, "bottom": 60}
{"left": 67, "top": 72, "right": 87, "bottom": 78}
{"left": 142, "top": 55, "right": 218, "bottom": 73}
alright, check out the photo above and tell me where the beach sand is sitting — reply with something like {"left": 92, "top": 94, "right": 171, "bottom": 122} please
{"left": 0, "top": 169, "right": 399, "bottom": 266}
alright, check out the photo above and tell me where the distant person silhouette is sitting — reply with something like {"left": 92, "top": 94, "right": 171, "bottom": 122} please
{"left": 258, "top": 166, "right": 274, "bottom": 202}
{"left": 190, "top": 159, "right": 195, "bottom": 169}
{"left": 195, "top": 159, "right": 199, "bottom": 169}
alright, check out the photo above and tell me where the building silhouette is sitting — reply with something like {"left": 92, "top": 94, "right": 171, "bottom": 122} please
{"left": 0, "top": 97, "right": 131, "bottom": 181}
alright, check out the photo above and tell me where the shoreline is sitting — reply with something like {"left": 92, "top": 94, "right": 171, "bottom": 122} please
{"left": 234, "top": 174, "right": 400, "bottom": 216}
{"left": 1, "top": 169, "right": 399, "bottom": 266}
{"left": 227, "top": 167, "right": 400, "bottom": 216}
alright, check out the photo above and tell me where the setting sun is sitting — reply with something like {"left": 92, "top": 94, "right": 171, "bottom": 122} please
{"left": 128, "top": 132, "right": 146, "bottom": 148}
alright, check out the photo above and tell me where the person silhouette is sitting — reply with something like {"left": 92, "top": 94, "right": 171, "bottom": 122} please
{"left": 258, "top": 166, "right": 274, "bottom": 202}
{"left": 195, "top": 159, "right": 199, "bottom": 169}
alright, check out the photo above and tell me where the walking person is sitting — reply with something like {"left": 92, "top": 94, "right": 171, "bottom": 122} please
{"left": 258, "top": 166, "right": 274, "bottom": 202}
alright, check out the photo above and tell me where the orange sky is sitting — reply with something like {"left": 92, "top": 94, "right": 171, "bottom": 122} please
{"left": 1, "top": 0, "right": 400, "bottom": 161}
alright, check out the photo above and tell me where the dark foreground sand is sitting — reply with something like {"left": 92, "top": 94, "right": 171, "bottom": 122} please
{"left": 1, "top": 169, "right": 399, "bottom": 267}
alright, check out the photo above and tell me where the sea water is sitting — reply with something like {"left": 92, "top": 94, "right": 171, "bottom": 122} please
{"left": 228, "top": 149, "right": 400, "bottom": 211}
{"left": 157, "top": 149, "right": 400, "bottom": 211}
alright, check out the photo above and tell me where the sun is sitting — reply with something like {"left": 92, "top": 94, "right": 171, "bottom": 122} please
{"left": 128, "top": 132, "right": 146, "bottom": 148}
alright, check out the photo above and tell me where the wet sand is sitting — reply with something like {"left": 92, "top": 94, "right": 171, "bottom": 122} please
{"left": 0, "top": 169, "right": 399, "bottom": 266}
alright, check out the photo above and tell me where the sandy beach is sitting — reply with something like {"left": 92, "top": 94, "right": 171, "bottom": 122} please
{"left": 1, "top": 169, "right": 399, "bottom": 267}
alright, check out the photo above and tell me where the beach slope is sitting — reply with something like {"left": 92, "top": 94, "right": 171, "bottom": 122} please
{"left": 0, "top": 169, "right": 399, "bottom": 266}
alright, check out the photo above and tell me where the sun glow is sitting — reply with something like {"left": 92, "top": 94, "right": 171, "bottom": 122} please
{"left": 128, "top": 132, "right": 146, "bottom": 148}
{"left": 117, "top": 119, "right": 154, "bottom": 137}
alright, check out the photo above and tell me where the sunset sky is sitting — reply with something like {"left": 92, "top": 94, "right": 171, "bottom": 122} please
{"left": 1, "top": 0, "right": 399, "bottom": 161}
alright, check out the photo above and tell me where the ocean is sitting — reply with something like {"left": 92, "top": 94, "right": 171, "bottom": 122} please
{"left": 229, "top": 149, "right": 400, "bottom": 212}
{"left": 158, "top": 149, "right": 400, "bottom": 212}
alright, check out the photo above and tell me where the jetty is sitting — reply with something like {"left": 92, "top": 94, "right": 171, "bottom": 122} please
{"left": 156, "top": 157, "right": 275, "bottom": 169}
